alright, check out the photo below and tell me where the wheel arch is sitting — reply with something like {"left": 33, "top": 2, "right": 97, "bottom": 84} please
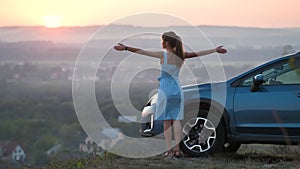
{"left": 184, "top": 98, "right": 231, "bottom": 139}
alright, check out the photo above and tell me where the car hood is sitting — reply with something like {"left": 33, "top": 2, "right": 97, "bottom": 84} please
{"left": 182, "top": 81, "right": 228, "bottom": 105}
{"left": 149, "top": 81, "right": 228, "bottom": 105}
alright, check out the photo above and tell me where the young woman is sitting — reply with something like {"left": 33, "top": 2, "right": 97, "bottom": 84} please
{"left": 114, "top": 31, "right": 227, "bottom": 157}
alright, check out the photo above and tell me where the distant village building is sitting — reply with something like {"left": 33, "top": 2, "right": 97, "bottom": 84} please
{"left": 118, "top": 115, "right": 137, "bottom": 123}
{"left": 46, "top": 143, "right": 61, "bottom": 156}
{"left": 100, "top": 128, "right": 125, "bottom": 149}
{"left": 79, "top": 137, "right": 103, "bottom": 153}
{"left": 0, "top": 142, "right": 26, "bottom": 162}
{"left": 79, "top": 128, "right": 124, "bottom": 153}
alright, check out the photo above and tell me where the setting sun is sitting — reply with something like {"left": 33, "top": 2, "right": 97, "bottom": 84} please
{"left": 1, "top": 0, "right": 300, "bottom": 28}
{"left": 43, "top": 16, "right": 62, "bottom": 28}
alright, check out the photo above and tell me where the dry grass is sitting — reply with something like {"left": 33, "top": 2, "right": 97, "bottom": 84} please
{"left": 28, "top": 145, "right": 300, "bottom": 169}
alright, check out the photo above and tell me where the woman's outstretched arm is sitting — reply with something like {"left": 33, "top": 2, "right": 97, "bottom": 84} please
{"left": 185, "top": 46, "right": 227, "bottom": 58}
{"left": 114, "top": 43, "right": 162, "bottom": 59}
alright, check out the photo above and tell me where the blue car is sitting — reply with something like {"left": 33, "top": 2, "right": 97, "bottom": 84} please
{"left": 140, "top": 51, "right": 300, "bottom": 156}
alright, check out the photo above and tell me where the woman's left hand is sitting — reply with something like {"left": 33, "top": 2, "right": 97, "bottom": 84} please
{"left": 215, "top": 46, "right": 227, "bottom": 54}
{"left": 114, "top": 43, "right": 126, "bottom": 51}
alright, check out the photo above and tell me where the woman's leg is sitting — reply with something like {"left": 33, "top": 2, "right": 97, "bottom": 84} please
{"left": 163, "top": 120, "right": 173, "bottom": 152}
{"left": 173, "top": 120, "right": 182, "bottom": 154}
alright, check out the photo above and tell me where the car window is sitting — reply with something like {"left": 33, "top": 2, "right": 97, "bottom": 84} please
{"left": 277, "top": 67, "right": 300, "bottom": 84}
{"left": 241, "top": 57, "right": 300, "bottom": 86}
{"left": 241, "top": 75, "right": 254, "bottom": 86}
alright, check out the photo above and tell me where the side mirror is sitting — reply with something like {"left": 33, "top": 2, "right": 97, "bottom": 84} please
{"left": 251, "top": 74, "right": 264, "bottom": 92}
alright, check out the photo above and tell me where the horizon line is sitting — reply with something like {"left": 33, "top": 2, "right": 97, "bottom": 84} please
{"left": 0, "top": 24, "right": 299, "bottom": 29}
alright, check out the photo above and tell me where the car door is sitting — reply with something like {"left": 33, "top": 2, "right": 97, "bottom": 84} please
{"left": 233, "top": 57, "right": 300, "bottom": 138}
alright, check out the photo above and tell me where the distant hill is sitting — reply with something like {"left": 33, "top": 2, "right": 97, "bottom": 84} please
{"left": 0, "top": 25, "right": 299, "bottom": 65}
{"left": 0, "top": 25, "right": 299, "bottom": 46}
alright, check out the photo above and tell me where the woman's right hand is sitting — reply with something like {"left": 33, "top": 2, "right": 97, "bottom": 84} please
{"left": 215, "top": 46, "right": 227, "bottom": 54}
{"left": 114, "top": 43, "right": 126, "bottom": 51}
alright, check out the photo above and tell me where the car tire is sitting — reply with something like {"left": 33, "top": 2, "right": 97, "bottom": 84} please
{"left": 180, "top": 110, "right": 226, "bottom": 157}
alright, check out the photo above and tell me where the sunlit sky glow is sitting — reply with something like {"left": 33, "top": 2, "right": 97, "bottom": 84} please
{"left": 1, "top": 0, "right": 300, "bottom": 28}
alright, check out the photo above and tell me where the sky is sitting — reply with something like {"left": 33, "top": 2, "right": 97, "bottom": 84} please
{"left": 1, "top": 0, "right": 300, "bottom": 28}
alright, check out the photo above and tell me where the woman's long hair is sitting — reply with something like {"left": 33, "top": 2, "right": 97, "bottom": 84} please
{"left": 162, "top": 31, "right": 184, "bottom": 62}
